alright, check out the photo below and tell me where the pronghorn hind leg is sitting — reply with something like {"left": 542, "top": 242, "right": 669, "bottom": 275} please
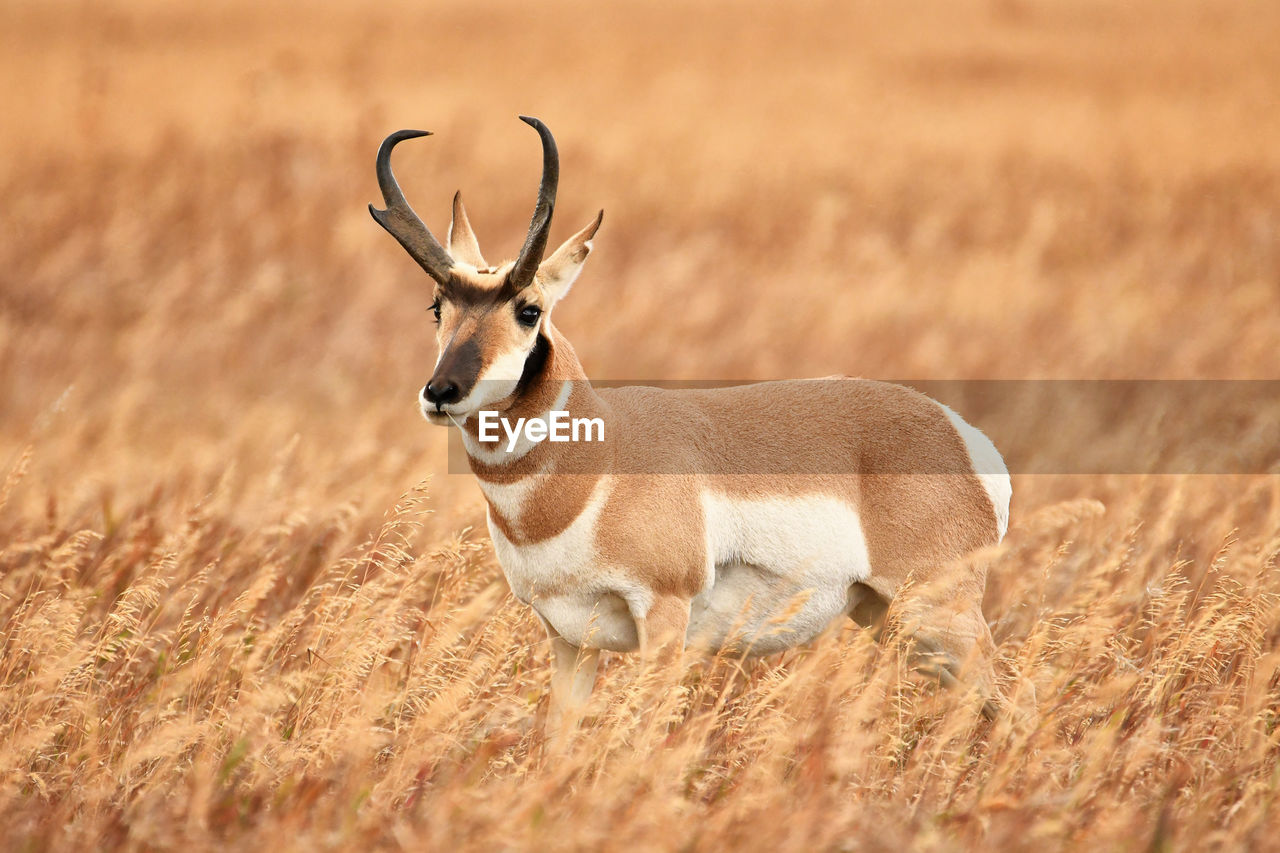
{"left": 636, "top": 594, "right": 690, "bottom": 665}
{"left": 846, "top": 582, "right": 890, "bottom": 640}
{"left": 545, "top": 628, "right": 600, "bottom": 744}
{"left": 630, "top": 595, "right": 692, "bottom": 733}
{"left": 903, "top": 602, "right": 1000, "bottom": 720}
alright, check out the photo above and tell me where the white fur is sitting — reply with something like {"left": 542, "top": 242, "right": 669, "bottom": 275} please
{"left": 489, "top": 475, "right": 650, "bottom": 651}
{"left": 456, "top": 380, "right": 572, "bottom": 465}
{"left": 937, "top": 402, "right": 1011, "bottom": 540}
{"left": 476, "top": 472, "right": 542, "bottom": 528}
{"left": 445, "top": 341, "right": 536, "bottom": 415}
{"left": 539, "top": 239, "right": 592, "bottom": 306}
{"left": 689, "top": 492, "right": 872, "bottom": 655}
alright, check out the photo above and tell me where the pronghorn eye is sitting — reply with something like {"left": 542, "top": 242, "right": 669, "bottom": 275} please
{"left": 517, "top": 304, "right": 542, "bottom": 327}
{"left": 430, "top": 299, "right": 442, "bottom": 323}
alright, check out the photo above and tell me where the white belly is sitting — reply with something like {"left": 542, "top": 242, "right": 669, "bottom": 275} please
{"left": 489, "top": 484, "right": 873, "bottom": 656}
{"left": 535, "top": 591, "right": 640, "bottom": 651}
{"left": 689, "top": 492, "right": 872, "bottom": 655}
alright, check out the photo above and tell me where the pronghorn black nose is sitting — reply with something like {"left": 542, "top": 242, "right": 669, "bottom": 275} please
{"left": 425, "top": 380, "right": 460, "bottom": 408}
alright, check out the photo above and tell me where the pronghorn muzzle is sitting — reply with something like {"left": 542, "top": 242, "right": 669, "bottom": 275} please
{"left": 424, "top": 337, "right": 482, "bottom": 409}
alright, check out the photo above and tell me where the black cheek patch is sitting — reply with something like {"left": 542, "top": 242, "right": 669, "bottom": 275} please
{"left": 514, "top": 334, "right": 550, "bottom": 398}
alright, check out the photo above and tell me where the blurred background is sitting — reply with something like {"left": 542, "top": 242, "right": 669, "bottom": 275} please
{"left": 2, "top": 0, "right": 1278, "bottom": 531}
{"left": 3, "top": 3, "right": 1280, "bottom": 847}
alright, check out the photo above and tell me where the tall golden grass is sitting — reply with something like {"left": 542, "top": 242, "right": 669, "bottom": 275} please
{"left": 2, "top": 0, "right": 1279, "bottom": 848}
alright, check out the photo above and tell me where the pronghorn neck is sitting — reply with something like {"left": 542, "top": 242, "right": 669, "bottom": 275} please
{"left": 459, "top": 322, "right": 609, "bottom": 545}
{"left": 493, "top": 320, "right": 594, "bottom": 423}
{"left": 456, "top": 321, "right": 607, "bottom": 477}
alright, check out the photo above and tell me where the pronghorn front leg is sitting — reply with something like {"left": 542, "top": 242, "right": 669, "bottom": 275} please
{"left": 545, "top": 627, "right": 600, "bottom": 743}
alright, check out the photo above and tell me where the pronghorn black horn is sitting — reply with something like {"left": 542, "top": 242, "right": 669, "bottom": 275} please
{"left": 369, "top": 129, "right": 455, "bottom": 285}
{"left": 508, "top": 116, "right": 559, "bottom": 291}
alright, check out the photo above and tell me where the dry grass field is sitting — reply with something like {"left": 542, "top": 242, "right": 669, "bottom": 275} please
{"left": 3, "top": 0, "right": 1280, "bottom": 849}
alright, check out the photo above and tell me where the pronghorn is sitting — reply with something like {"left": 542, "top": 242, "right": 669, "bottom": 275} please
{"left": 370, "top": 117, "right": 1013, "bottom": 732}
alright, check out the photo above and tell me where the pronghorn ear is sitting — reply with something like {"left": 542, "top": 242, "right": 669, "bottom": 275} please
{"left": 536, "top": 210, "right": 603, "bottom": 304}
{"left": 447, "top": 191, "right": 487, "bottom": 268}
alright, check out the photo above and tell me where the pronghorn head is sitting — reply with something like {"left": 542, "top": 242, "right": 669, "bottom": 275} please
{"left": 370, "top": 117, "right": 602, "bottom": 425}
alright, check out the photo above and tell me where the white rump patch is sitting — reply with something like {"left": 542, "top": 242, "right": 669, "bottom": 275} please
{"left": 937, "top": 403, "right": 1011, "bottom": 540}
